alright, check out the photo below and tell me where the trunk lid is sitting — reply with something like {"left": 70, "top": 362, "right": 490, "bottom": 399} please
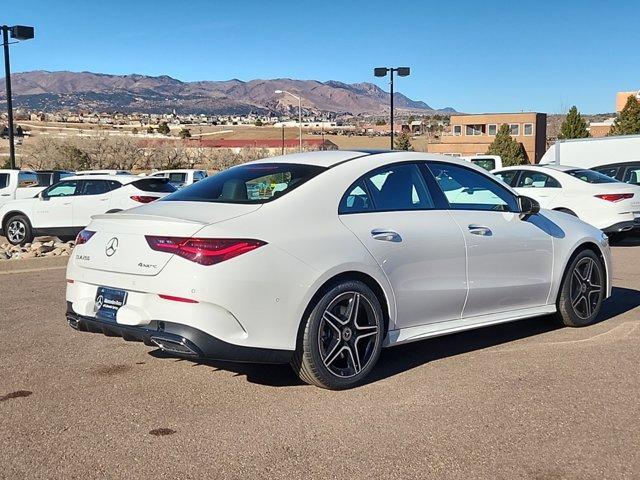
{"left": 74, "top": 202, "right": 261, "bottom": 276}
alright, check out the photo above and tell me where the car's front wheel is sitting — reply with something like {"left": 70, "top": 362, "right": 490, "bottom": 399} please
{"left": 292, "top": 280, "right": 384, "bottom": 389}
{"left": 557, "top": 249, "right": 605, "bottom": 327}
{"left": 5, "top": 214, "right": 34, "bottom": 246}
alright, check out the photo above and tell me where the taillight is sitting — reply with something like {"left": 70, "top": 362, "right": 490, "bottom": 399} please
{"left": 594, "top": 193, "right": 634, "bottom": 202}
{"left": 158, "top": 294, "right": 198, "bottom": 303}
{"left": 75, "top": 230, "right": 96, "bottom": 245}
{"left": 145, "top": 236, "right": 266, "bottom": 266}
{"left": 130, "top": 195, "right": 159, "bottom": 203}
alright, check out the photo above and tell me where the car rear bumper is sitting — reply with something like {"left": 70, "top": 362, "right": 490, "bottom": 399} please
{"left": 65, "top": 302, "right": 293, "bottom": 364}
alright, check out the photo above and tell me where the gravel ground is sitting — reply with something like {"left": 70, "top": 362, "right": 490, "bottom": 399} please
{"left": 1, "top": 242, "right": 639, "bottom": 479}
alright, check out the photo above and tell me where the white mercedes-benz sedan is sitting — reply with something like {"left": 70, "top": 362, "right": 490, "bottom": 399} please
{"left": 66, "top": 151, "right": 612, "bottom": 389}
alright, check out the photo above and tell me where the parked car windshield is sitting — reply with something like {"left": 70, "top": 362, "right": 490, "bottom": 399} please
{"left": 566, "top": 169, "right": 619, "bottom": 184}
{"left": 162, "top": 163, "right": 326, "bottom": 204}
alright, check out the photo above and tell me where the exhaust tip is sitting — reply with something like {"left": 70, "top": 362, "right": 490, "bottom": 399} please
{"left": 150, "top": 336, "right": 198, "bottom": 356}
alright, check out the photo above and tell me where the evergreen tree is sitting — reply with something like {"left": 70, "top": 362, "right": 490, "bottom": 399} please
{"left": 486, "top": 124, "right": 528, "bottom": 166}
{"left": 178, "top": 128, "right": 191, "bottom": 139}
{"left": 609, "top": 95, "right": 640, "bottom": 136}
{"left": 146, "top": 126, "right": 155, "bottom": 134}
{"left": 394, "top": 132, "right": 413, "bottom": 151}
{"left": 157, "top": 122, "right": 171, "bottom": 135}
{"left": 254, "top": 119, "right": 263, "bottom": 127}
{"left": 558, "top": 106, "right": 589, "bottom": 139}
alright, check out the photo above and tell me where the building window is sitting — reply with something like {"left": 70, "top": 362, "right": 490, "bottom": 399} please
{"left": 523, "top": 123, "right": 533, "bottom": 136}
{"left": 487, "top": 124, "right": 497, "bottom": 135}
{"left": 453, "top": 125, "right": 462, "bottom": 136}
{"left": 509, "top": 124, "right": 520, "bottom": 136}
{"left": 465, "top": 124, "right": 484, "bottom": 136}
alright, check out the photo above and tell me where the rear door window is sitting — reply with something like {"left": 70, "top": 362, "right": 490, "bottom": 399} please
{"left": 622, "top": 166, "right": 640, "bottom": 185}
{"left": 163, "top": 163, "right": 325, "bottom": 204}
{"left": 339, "top": 163, "right": 435, "bottom": 214}
{"left": 516, "top": 171, "right": 561, "bottom": 188}
{"left": 0, "top": 173, "right": 9, "bottom": 189}
{"left": 78, "top": 180, "right": 111, "bottom": 195}
{"left": 494, "top": 170, "right": 520, "bottom": 186}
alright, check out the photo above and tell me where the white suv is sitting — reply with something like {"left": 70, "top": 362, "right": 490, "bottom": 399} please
{"left": 0, "top": 175, "right": 176, "bottom": 245}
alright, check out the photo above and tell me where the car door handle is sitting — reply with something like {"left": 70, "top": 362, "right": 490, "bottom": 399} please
{"left": 100, "top": 198, "right": 109, "bottom": 201}
{"left": 0, "top": 193, "right": 10, "bottom": 196}
{"left": 371, "top": 229, "right": 402, "bottom": 242}
{"left": 468, "top": 224, "right": 493, "bottom": 236}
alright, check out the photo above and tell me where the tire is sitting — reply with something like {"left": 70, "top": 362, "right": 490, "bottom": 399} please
{"left": 4, "top": 214, "right": 34, "bottom": 246}
{"left": 556, "top": 249, "right": 605, "bottom": 327}
{"left": 291, "top": 280, "right": 384, "bottom": 389}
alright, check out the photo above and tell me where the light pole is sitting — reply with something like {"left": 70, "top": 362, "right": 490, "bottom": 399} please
{"left": 2, "top": 25, "right": 35, "bottom": 169}
{"left": 275, "top": 90, "right": 302, "bottom": 152}
{"left": 374, "top": 67, "right": 410, "bottom": 149}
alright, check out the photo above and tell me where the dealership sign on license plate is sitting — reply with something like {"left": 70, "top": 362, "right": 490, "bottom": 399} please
{"left": 94, "top": 287, "right": 128, "bottom": 321}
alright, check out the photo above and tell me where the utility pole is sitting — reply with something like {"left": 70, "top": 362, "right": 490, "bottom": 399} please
{"left": 2, "top": 25, "right": 35, "bottom": 169}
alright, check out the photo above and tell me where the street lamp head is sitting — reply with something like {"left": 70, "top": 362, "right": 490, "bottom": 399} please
{"left": 396, "top": 67, "right": 410, "bottom": 77}
{"left": 374, "top": 67, "right": 389, "bottom": 77}
{"left": 9, "top": 25, "right": 35, "bottom": 41}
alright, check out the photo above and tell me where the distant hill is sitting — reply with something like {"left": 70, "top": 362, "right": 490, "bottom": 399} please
{"left": 0, "top": 70, "right": 456, "bottom": 116}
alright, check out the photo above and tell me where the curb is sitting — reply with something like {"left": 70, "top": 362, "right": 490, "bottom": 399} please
{"left": 0, "top": 256, "right": 69, "bottom": 273}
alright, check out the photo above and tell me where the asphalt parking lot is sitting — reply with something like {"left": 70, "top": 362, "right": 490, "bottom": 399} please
{"left": 1, "top": 240, "right": 640, "bottom": 479}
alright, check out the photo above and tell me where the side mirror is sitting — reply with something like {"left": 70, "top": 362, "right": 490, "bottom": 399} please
{"left": 519, "top": 195, "right": 540, "bottom": 219}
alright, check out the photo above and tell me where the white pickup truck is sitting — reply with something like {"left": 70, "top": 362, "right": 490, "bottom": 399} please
{"left": 0, "top": 170, "right": 46, "bottom": 208}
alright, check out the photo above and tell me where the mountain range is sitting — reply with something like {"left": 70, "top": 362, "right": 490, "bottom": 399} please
{"left": 0, "top": 70, "right": 456, "bottom": 116}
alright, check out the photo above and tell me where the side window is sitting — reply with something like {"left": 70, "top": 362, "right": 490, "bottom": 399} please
{"left": 78, "top": 180, "right": 111, "bottom": 196}
{"left": 428, "top": 162, "right": 519, "bottom": 212}
{"left": 339, "top": 163, "right": 435, "bottom": 214}
{"left": 494, "top": 170, "right": 520, "bottom": 186}
{"left": 623, "top": 166, "right": 640, "bottom": 185}
{"left": 516, "top": 171, "right": 561, "bottom": 188}
{"left": 0, "top": 173, "right": 9, "bottom": 189}
{"left": 107, "top": 180, "right": 122, "bottom": 190}
{"left": 18, "top": 172, "right": 39, "bottom": 187}
{"left": 340, "top": 179, "right": 372, "bottom": 214}
{"left": 44, "top": 181, "right": 78, "bottom": 198}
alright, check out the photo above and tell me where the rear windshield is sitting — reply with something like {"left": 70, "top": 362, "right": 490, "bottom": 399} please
{"left": 567, "top": 169, "right": 619, "bottom": 184}
{"left": 132, "top": 178, "right": 177, "bottom": 193}
{"left": 162, "top": 163, "right": 326, "bottom": 204}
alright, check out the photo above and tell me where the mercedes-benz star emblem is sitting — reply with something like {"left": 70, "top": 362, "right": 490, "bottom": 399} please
{"left": 95, "top": 295, "right": 104, "bottom": 311}
{"left": 105, "top": 237, "right": 119, "bottom": 257}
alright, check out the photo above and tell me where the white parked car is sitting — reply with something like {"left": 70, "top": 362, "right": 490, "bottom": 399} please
{"left": 0, "top": 169, "right": 46, "bottom": 208}
{"left": 75, "top": 170, "right": 132, "bottom": 176}
{"left": 149, "top": 169, "right": 208, "bottom": 188}
{"left": 0, "top": 175, "right": 176, "bottom": 245}
{"left": 493, "top": 165, "right": 640, "bottom": 234}
{"left": 66, "top": 151, "right": 611, "bottom": 389}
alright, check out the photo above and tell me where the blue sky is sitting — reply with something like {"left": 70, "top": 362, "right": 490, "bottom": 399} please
{"left": 7, "top": 0, "right": 640, "bottom": 113}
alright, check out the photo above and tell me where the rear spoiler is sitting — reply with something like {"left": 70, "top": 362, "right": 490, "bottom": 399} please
{"left": 91, "top": 213, "right": 207, "bottom": 225}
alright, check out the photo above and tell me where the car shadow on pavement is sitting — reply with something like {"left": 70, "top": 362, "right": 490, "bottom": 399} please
{"left": 610, "top": 233, "right": 640, "bottom": 247}
{"left": 148, "top": 287, "right": 640, "bottom": 388}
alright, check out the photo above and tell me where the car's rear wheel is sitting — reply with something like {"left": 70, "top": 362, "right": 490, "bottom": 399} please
{"left": 5, "top": 214, "right": 34, "bottom": 246}
{"left": 557, "top": 249, "right": 605, "bottom": 327}
{"left": 292, "top": 280, "right": 384, "bottom": 389}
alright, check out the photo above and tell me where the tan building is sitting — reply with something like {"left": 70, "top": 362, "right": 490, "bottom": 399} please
{"left": 616, "top": 91, "right": 640, "bottom": 113}
{"left": 428, "top": 112, "right": 547, "bottom": 164}
{"left": 588, "top": 91, "right": 639, "bottom": 137}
